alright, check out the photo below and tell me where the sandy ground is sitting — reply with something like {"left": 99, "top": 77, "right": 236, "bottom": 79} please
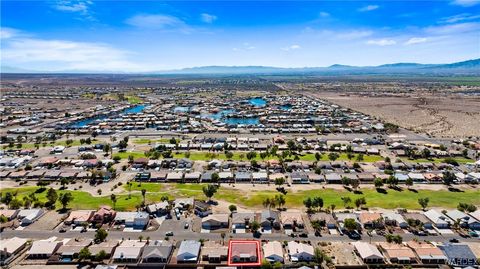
{"left": 320, "top": 242, "right": 362, "bottom": 266}
{"left": 309, "top": 92, "right": 480, "bottom": 138}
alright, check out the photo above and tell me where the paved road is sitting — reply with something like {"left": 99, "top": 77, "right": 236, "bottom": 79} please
{"left": 2, "top": 228, "right": 478, "bottom": 244}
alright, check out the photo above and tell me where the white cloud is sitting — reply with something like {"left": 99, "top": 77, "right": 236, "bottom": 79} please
{"left": 366, "top": 39, "right": 396, "bottom": 46}
{"left": 336, "top": 30, "right": 373, "bottom": 40}
{"left": 0, "top": 27, "right": 20, "bottom": 39}
{"left": 281, "top": 44, "right": 301, "bottom": 51}
{"left": 439, "top": 13, "right": 480, "bottom": 24}
{"left": 358, "top": 5, "right": 379, "bottom": 12}
{"left": 54, "top": 0, "right": 90, "bottom": 12}
{"left": 404, "top": 37, "right": 428, "bottom": 45}
{"left": 319, "top": 12, "right": 330, "bottom": 18}
{"left": 201, "top": 13, "right": 217, "bottom": 23}
{"left": 425, "top": 22, "right": 480, "bottom": 35}
{"left": 1, "top": 35, "right": 146, "bottom": 71}
{"left": 125, "top": 14, "right": 189, "bottom": 32}
{"left": 233, "top": 43, "right": 256, "bottom": 51}
{"left": 53, "top": 0, "right": 95, "bottom": 21}
{"left": 451, "top": 0, "right": 480, "bottom": 7}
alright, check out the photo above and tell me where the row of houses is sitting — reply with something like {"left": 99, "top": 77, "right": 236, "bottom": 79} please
{"left": 201, "top": 210, "right": 304, "bottom": 234}
{"left": 318, "top": 209, "right": 480, "bottom": 232}
{"left": 353, "top": 241, "right": 478, "bottom": 266}
{"left": 199, "top": 208, "right": 480, "bottom": 236}
{"left": 2, "top": 237, "right": 478, "bottom": 267}
{"left": 133, "top": 169, "right": 480, "bottom": 184}
{"left": 0, "top": 208, "right": 44, "bottom": 226}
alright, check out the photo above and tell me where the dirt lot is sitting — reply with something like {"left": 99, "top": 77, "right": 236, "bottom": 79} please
{"left": 319, "top": 242, "right": 362, "bottom": 266}
{"left": 26, "top": 210, "right": 67, "bottom": 231}
{"left": 309, "top": 92, "right": 480, "bottom": 138}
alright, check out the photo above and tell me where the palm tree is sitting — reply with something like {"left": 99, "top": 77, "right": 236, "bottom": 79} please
{"left": 220, "top": 232, "right": 226, "bottom": 245}
{"left": 141, "top": 189, "right": 147, "bottom": 205}
{"left": 110, "top": 194, "right": 117, "bottom": 209}
{"left": 127, "top": 182, "right": 132, "bottom": 199}
{"left": 262, "top": 198, "right": 271, "bottom": 208}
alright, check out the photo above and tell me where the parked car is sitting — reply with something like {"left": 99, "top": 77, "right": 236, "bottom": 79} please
{"left": 347, "top": 231, "right": 361, "bottom": 240}
{"left": 299, "top": 232, "right": 308, "bottom": 238}
{"left": 165, "top": 231, "right": 174, "bottom": 236}
{"left": 184, "top": 223, "right": 189, "bottom": 229}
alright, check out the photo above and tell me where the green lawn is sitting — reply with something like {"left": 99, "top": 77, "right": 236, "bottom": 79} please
{"left": 3, "top": 184, "right": 476, "bottom": 211}
{"left": 112, "top": 151, "right": 146, "bottom": 159}
{"left": 123, "top": 182, "right": 165, "bottom": 192}
{"left": 2, "top": 140, "right": 84, "bottom": 150}
{"left": 0, "top": 186, "right": 168, "bottom": 211}
{"left": 125, "top": 95, "right": 142, "bottom": 104}
{"left": 172, "top": 151, "right": 383, "bottom": 162}
{"left": 132, "top": 138, "right": 177, "bottom": 145}
{"left": 111, "top": 147, "right": 383, "bottom": 163}
{"left": 401, "top": 157, "right": 475, "bottom": 164}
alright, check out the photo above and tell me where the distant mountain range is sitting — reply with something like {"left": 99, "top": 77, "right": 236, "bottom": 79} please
{"left": 162, "top": 58, "right": 479, "bottom": 75}
{"left": 2, "top": 58, "right": 479, "bottom": 75}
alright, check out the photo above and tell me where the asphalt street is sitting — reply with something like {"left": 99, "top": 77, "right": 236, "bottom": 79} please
{"left": 2, "top": 227, "right": 478, "bottom": 245}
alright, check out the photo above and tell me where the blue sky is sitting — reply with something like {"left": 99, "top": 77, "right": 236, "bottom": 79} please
{"left": 1, "top": 0, "right": 479, "bottom": 71}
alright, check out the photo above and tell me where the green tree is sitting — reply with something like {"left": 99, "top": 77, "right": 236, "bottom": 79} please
{"left": 442, "top": 171, "right": 456, "bottom": 186}
{"left": 225, "top": 151, "right": 234, "bottom": 160}
{"left": 110, "top": 194, "right": 117, "bottom": 209}
{"left": 274, "top": 177, "right": 285, "bottom": 188}
{"left": 141, "top": 188, "right": 147, "bottom": 205}
{"left": 60, "top": 178, "right": 69, "bottom": 189}
{"left": 328, "top": 152, "right": 339, "bottom": 161}
{"left": 344, "top": 218, "right": 357, "bottom": 232}
{"left": 95, "top": 228, "right": 108, "bottom": 242}
{"left": 229, "top": 204, "right": 237, "bottom": 213}
{"left": 314, "top": 248, "right": 326, "bottom": 265}
{"left": 0, "top": 215, "right": 8, "bottom": 223}
{"left": 46, "top": 188, "right": 58, "bottom": 208}
{"left": 211, "top": 172, "right": 220, "bottom": 185}
{"left": 405, "top": 177, "right": 413, "bottom": 188}
{"left": 59, "top": 192, "right": 74, "bottom": 210}
{"left": 354, "top": 197, "right": 366, "bottom": 209}
{"left": 127, "top": 182, "right": 133, "bottom": 199}
{"left": 94, "top": 250, "right": 107, "bottom": 261}
{"left": 246, "top": 151, "right": 257, "bottom": 160}
{"left": 458, "top": 203, "right": 477, "bottom": 213}
{"left": 418, "top": 197, "right": 430, "bottom": 210}
{"left": 78, "top": 247, "right": 91, "bottom": 261}
{"left": 202, "top": 184, "right": 218, "bottom": 201}
{"left": 261, "top": 259, "right": 273, "bottom": 269}
{"left": 2, "top": 192, "right": 13, "bottom": 205}
{"left": 303, "top": 197, "right": 313, "bottom": 211}
{"left": 386, "top": 175, "right": 399, "bottom": 188}
{"left": 9, "top": 198, "right": 22, "bottom": 209}
{"left": 374, "top": 178, "right": 384, "bottom": 188}
{"left": 312, "top": 196, "right": 324, "bottom": 211}
{"left": 275, "top": 194, "right": 286, "bottom": 209}
{"left": 350, "top": 178, "right": 360, "bottom": 191}
{"left": 341, "top": 196, "right": 352, "bottom": 208}
{"left": 250, "top": 220, "right": 260, "bottom": 233}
